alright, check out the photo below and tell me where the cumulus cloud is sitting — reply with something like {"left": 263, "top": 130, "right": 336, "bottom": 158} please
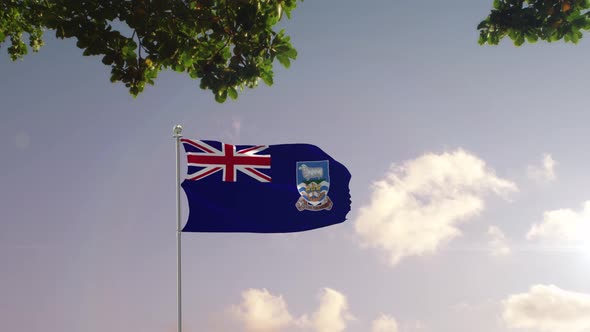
{"left": 230, "top": 288, "right": 352, "bottom": 332}
{"left": 488, "top": 225, "right": 511, "bottom": 257}
{"left": 503, "top": 284, "right": 590, "bottom": 332}
{"left": 231, "top": 288, "right": 297, "bottom": 332}
{"left": 527, "top": 153, "right": 556, "bottom": 183}
{"left": 311, "top": 288, "right": 353, "bottom": 332}
{"left": 354, "top": 149, "right": 517, "bottom": 266}
{"left": 372, "top": 314, "right": 399, "bottom": 332}
{"left": 527, "top": 201, "right": 590, "bottom": 246}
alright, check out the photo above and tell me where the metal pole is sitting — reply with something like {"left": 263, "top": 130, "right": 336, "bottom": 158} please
{"left": 173, "top": 124, "right": 183, "bottom": 332}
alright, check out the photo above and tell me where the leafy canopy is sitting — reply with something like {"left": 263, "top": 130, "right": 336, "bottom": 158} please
{"left": 6, "top": 0, "right": 586, "bottom": 100}
{"left": 0, "top": 0, "right": 300, "bottom": 102}
{"left": 479, "top": 0, "right": 590, "bottom": 45}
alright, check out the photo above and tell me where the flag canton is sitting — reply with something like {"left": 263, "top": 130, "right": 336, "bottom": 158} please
{"left": 181, "top": 139, "right": 271, "bottom": 183}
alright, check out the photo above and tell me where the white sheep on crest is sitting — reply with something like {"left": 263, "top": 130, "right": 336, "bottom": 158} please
{"left": 299, "top": 164, "right": 323, "bottom": 181}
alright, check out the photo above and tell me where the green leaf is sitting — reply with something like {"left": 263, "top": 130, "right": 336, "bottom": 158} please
{"left": 102, "top": 54, "right": 114, "bottom": 65}
{"left": 572, "top": 30, "right": 581, "bottom": 43}
{"left": 276, "top": 54, "right": 291, "bottom": 68}
{"left": 173, "top": 63, "right": 184, "bottom": 72}
{"left": 514, "top": 33, "right": 525, "bottom": 46}
{"left": 260, "top": 71, "right": 273, "bottom": 85}
{"left": 525, "top": 33, "right": 538, "bottom": 43}
{"left": 181, "top": 53, "right": 193, "bottom": 67}
{"left": 478, "top": 34, "right": 486, "bottom": 45}
{"left": 228, "top": 86, "right": 238, "bottom": 100}
{"left": 215, "top": 89, "right": 228, "bottom": 103}
{"left": 285, "top": 48, "right": 297, "bottom": 59}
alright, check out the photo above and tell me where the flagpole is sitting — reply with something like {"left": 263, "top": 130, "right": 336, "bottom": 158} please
{"left": 173, "top": 124, "right": 183, "bottom": 332}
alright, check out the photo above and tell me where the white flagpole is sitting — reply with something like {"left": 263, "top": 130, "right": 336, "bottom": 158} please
{"left": 173, "top": 124, "right": 183, "bottom": 332}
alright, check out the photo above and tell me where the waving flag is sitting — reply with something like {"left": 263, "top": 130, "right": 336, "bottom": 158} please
{"left": 181, "top": 139, "right": 351, "bottom": 233}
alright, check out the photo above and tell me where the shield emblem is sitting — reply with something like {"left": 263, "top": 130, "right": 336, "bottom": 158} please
{"left": 296, "top": 160, "right": 333, "bottom": 211}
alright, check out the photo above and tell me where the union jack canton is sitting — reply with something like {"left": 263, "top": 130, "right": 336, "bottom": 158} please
{"left": 181, "top": 139, "right": 271, "bottom": 183}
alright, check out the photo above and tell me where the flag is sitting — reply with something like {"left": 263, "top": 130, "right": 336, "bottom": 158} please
{"left": 180, "top": 138, "right": 351, "bottom": 233}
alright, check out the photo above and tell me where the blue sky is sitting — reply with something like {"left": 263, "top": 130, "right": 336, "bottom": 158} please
{"left": 2, "top": 1, "right": 590, "bottom": 332}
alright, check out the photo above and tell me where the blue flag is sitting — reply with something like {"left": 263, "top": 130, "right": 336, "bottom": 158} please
{"left": 180, "top": 138, "right": 351, "bottom": 233}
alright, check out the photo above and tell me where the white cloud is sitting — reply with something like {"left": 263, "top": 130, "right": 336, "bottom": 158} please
{"left": 372, "top": 314, "right": 399, "bottom": 332}
{"left": 488, "top": 225, "right": 511, "bottom": 257}
{"left": 527, "top": 201, "right": 590, "bottom": 246}
{"left": 527, "top": 153, "right": 556, "bottom": 183}
{"left": 311, "top": 288, "right": 353, "bottom": 332}
{"left": 231, "top": 288, "right": 297, "bottom": 332}
{"left": 230, "top": 288, "right": 352, "bottom": 332}
{"left": 503, "top": 284, "right": 590, "bottom": 332}
{"left": 354, "top": 149, "right": 517, "bottom": 266}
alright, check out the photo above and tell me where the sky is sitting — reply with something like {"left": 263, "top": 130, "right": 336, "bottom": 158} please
{"left": 2, "top": 1, "right": 590, "bottom": 332}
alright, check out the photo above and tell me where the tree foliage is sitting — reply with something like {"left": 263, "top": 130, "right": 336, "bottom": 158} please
{"left": 479, "top": 0, "right": 590, "bottom": 46}
{"left": 0, "top": 0, "right": 300, "bottom": 101}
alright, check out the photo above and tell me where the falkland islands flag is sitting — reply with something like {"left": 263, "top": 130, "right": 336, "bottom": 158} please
{"left": 180, "top": 138, "right": 351, "bottom": 233}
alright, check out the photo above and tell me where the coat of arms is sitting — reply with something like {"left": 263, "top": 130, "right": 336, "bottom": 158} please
{"left": 295, "top": 160, "right": 333, "bottom": 211}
